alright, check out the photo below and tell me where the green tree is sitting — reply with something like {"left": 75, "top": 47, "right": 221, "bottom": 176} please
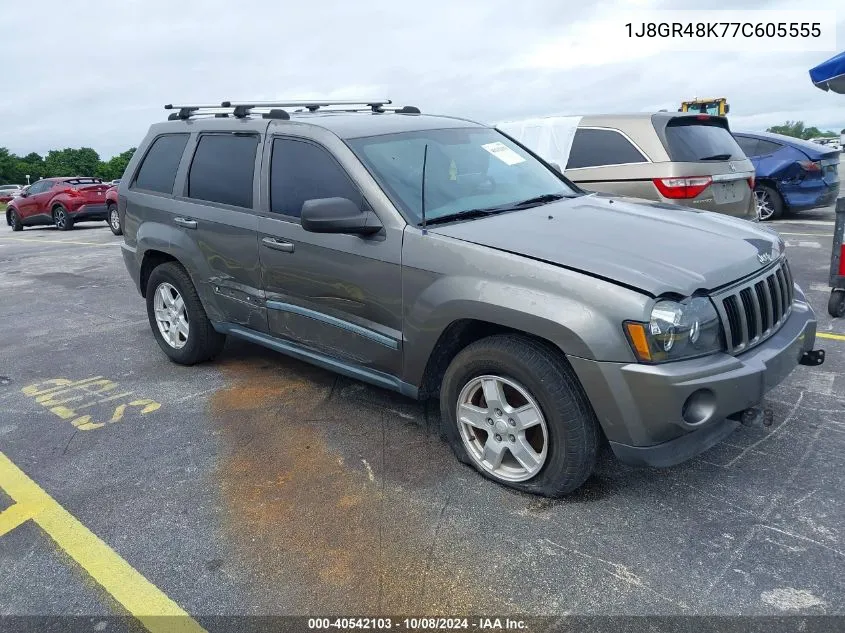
{"left": 96, "top": 148, "right": 136, "bottom": 181}
{"left": 44, "top": 147, "right": 101, "bottom": 178}
{"left": 766, "top": 120, "right": 838, "bottom": 140}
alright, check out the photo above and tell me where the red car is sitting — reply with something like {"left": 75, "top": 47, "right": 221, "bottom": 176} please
{"left": 105, "top": 185, "right": 122, "bottom": 235}
{"left": 6, "top": 177, "right": 112, "bottom": 231}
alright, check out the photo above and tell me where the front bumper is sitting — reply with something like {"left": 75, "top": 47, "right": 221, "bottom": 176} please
{"left": 70, "top": 203, "right": 108, "bottom": 221}
{"left": 569, "top": 295, "right": 819, "bottom": 467}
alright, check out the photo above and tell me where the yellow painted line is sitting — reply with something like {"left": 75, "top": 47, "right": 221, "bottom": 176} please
{"left": 0, "top": 451, "right": 206, "bottom": 633}
{"left": 0, "top": 502, "right": 36, "bottom": 537}
{"left": 817, "top": 332, "right": 845, "bottom": 341}
{"left": 0, "top": 237, "right": 119, "bottom": 247}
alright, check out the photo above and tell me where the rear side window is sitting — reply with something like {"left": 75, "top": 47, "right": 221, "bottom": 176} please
{"left": 134, "top": 134, "right": 189, "bottom": 194}
{"left": 566, "top": 128, "right": 647, "bottom": 169}
{"left": 734, "top": 136, "right": 759, "bottom": 157}
{"left": 270, "top": 138, "right": 361, "bottom": 218}
{"left": 188, "top": 134, "right": 259, "bottom": 208}
{"left": 755, "top": 139, "right": 782, "bottom": 156}
{"left": 663, "top": 120, "right": 743, "bottom": 162}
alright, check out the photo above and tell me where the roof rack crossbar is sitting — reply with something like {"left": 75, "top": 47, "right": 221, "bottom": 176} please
{"left": 162, "top": 100, "right": 411, "bottom": 120}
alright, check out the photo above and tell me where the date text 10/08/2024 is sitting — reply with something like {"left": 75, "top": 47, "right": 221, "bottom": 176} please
{"left": 307, "top": 618, "right": 528, "bottom": 630}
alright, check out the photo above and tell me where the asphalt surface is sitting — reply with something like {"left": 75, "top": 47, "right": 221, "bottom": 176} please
{"left": 0, "top": 208, "right": 843, "bottom": 625}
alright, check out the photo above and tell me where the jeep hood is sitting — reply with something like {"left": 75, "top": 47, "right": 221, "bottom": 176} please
{"left": 428, "top": 194, "right": 784, "bottom": 297}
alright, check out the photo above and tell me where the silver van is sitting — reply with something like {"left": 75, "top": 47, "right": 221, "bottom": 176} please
{"left": 498, "top": 112, "right": 757, "bottom": 220}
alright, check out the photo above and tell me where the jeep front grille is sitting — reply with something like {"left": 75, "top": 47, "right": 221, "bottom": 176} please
{"left": 712, "top": 259, "right": 794, "bottom": 354}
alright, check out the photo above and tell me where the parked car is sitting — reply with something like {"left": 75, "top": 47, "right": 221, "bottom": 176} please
{"left": 808, "top": 137, "right": 841, "bottom": 152}
{"left": 733, "top": 131, "right": 841, "bottom": 220}
{"left": 110, "top": 179, "right": 121, "bottom": 186}
{"left": 105, "top": 185, "right": 121, "bottom": 235}
{"left": 5, "top": 177, "right": 112, "bottom": 231}
{"left": 119, "top": 100, "right": 823, "bottom": 496}
{"left": 497, "top": 113, "right": 757, "bottom": 220}
{"left": 0, "top": 184, "right": 24, "bottom": 203}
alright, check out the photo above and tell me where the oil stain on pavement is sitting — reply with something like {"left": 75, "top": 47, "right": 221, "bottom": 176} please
{"left": 208, "top": 346, "right": 491, "bottom": 615}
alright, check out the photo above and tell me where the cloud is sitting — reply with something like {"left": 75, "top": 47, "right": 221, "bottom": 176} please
{"left": 0, "top": 0, "right": 843, "bottom": 159}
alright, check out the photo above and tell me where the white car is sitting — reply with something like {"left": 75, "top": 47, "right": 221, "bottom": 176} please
{"left": 0, "top": 184, "right": 24, "bottom": 198}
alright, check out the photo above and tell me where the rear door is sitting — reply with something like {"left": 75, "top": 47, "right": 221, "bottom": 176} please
{"left": 173, "top": 128, "right": 265, "bottom": 329}
{"left": 256, "top": 132, "right": 403, "bottom": 379}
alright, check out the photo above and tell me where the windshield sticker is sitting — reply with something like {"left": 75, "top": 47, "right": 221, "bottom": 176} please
{"left": 481, "top": 142, "right": 526, "bottom": 166}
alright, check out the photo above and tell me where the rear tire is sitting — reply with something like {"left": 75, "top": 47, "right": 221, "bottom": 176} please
{"left": 440, "top": 334, "right": 599, "bottom": 497}
{"left": 145, "top": 262, "right": 226, "bottom": 365}
{"left": 52, "top": 205, "right": 73, "bottom": 231}
{"left": 107, "top": 203, "right": 122, "bottom": 236}
{"left": 754, "top": 185, "right": 784, "bottom": 221}
{"left": 9, "top": 210, "right": 23, "bottom": 232}
{"left": 828, "top": 289, "right": 845, "bottom": 318}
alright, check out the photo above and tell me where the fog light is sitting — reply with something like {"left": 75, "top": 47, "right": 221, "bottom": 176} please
{"left": 682, "top": 389, "right": 716, "bottom": 425}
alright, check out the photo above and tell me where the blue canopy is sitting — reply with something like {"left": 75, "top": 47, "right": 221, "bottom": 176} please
{"left": 810, "top": 51, "right": 845, "bottom": 94}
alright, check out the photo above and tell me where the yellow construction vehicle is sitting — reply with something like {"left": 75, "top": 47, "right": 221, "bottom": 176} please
{"left": 679, "top": 97, "right": 730, "bottom": 116}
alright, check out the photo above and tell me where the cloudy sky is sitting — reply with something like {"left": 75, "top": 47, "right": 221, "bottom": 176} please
{"left": 1, "top": 0, "right": 843, "bottom": 159}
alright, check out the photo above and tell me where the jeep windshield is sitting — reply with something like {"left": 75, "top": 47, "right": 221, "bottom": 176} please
{"left": 347, "top": 128, "right": 578, "bottom": 225}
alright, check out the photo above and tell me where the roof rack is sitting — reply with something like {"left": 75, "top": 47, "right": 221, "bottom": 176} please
{"left": 164, "top": 99, "right": 420, "bottom": 120}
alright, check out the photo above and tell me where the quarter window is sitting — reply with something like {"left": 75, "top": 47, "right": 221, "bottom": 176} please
{"left": 566, "top": 129, "right": 647, "bottom": 169}
{"left": 270, "top": 138, "right": 361, "bottom": 218}
{"left": 734, "top": 136, "right": 760, "bottom": 157}
{"left": 755, "top": 140, "right": 782, "bottom": 156}
{"left": 187, "top": 134, "right": 259, "bottom": 208}
{"left": 133, "top": 134, "right": 189, "bottom": 194}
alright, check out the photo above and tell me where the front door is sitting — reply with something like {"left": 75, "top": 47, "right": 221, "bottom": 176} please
{"left": 257, "top": 136, "right": 403, "bottom": 379}
{"left": 17, "top": 180, "right": 52, "bottom": 222}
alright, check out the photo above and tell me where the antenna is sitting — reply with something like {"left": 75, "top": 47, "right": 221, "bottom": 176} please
{"left": 421, "top": 144, "right": 429, "bottom": 232}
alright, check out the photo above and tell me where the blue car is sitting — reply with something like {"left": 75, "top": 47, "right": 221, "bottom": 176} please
{"left": 733, "top": 131, "right": 840, "bottom": 220}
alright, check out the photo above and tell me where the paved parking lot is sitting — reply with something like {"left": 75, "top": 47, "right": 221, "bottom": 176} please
{"left": 0, "top": 208, "right": 843, "bottom": 629}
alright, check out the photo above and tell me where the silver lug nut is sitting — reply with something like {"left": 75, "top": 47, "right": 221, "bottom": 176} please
{"left": 495, "top": 408, "right": 503, "bottom": 416}
{"left": 487, "top": 418, "right": 494, "bottom": 425}
{"left": 508, "top": 434, "right": 515, "bottom": 443}
{"left": 494, "top": 434, "right": 502, "bottom": 442}
{"left": 508, "top": 418, "right": 516, "bottom": 427}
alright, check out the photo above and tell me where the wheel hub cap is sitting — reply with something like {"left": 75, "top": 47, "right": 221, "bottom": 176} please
{"left": 456, "top": 374, "right": 549, "bottom": 483}
{"left": 153, "top": 282, "right": 189, "bottom": 349}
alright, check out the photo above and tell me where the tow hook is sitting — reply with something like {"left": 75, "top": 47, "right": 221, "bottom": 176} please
{"left": 733, "top": 407, "right": 774, "bottom": 428}
{"left": 800, "top": 349, "right": 825, "bottom": 366}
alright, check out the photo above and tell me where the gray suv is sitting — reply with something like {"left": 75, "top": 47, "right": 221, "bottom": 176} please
{"left": 119, "top": 100, "right": 824, "bottom": 497}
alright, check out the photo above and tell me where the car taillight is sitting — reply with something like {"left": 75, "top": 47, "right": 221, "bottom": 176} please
{"left": 798, "top": 160, "right": 822, "bottom": 172}
{"left": 653, "top": 176, "right": 713, "bottom": 199}
{"left": 67, "top": 188, "right": 83, "bottom": 198}
{"left": 748, "top": 176, "right": 755, "bottom": 189}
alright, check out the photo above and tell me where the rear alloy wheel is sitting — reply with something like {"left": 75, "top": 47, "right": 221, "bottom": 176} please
{"left": 107, "top": 203, "right": 122, "bottom": 236}
{"left": 754, "top": 185, "right": 784, "bottom": 221}
{"left": 145, "top": 262, "right": 226, "bottom": 365}
{"left": 53, "top": 206, "right": 73, "bottom": 231}
{"left": 9, "top": 210, "right": 23, "bottom": 232}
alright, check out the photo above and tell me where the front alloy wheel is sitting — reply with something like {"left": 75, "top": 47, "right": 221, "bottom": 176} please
{"left": 457, "top": 375, "right": 549, "bottom": 482}
{"left": 108, "top": 205, "right": 122, "bottom": 235}
{"left": 153, "top": 282, "right": 189, "bottom": 349}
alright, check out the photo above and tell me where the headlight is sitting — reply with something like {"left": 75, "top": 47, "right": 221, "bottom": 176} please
{"left": 624, "top": 297, "right": 723, "bottom": 363}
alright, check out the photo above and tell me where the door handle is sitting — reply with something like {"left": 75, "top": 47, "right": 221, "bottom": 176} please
{"left": 262, "top": 237, "right": 295, "bottom": 253}
{"left": 174, "top": 217, "right": 197, "bottom": 229}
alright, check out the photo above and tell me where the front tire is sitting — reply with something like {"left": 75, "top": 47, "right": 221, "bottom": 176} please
{"left": 145, "top": 262, "right": 226, "bottom": 365}
{"left": 440, "top": 334, "right": 599, "bottom": 497}
{"left": 52, "top": 206, "right": 73, "bottom": 231}
{"left": 754, "top": 185, "right": 784, "bottom": 221}
{"left": 107, "top": 203, "right": 122, "bottom": 236}
{"left": 9, "top": 210, "right": 23, "bottom": 232}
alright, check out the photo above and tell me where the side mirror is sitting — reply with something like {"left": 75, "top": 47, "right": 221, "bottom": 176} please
{"left": 724, "top": 104, "right": 731, "bottom": 114}
{"left": 300, "top": 197, "right": 382, "bottom": 235}
{"left": 19, "top": 190, "right": 28, "bottom": 198}
{"left": 548, "top": 161, "right": 563, "bottom": 174}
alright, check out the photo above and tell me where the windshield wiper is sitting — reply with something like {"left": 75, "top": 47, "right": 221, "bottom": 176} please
{"left": 699, "top": 153, "right": 733, "bottom": 161}
{"left": 421, "top": 208, "right": 505, "bottom": 226}
{"left": 508, "top": 192, "right": 568, "bottom": 208}
{"left": 420, "top": 193, "right": 569, "bottom": 227}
